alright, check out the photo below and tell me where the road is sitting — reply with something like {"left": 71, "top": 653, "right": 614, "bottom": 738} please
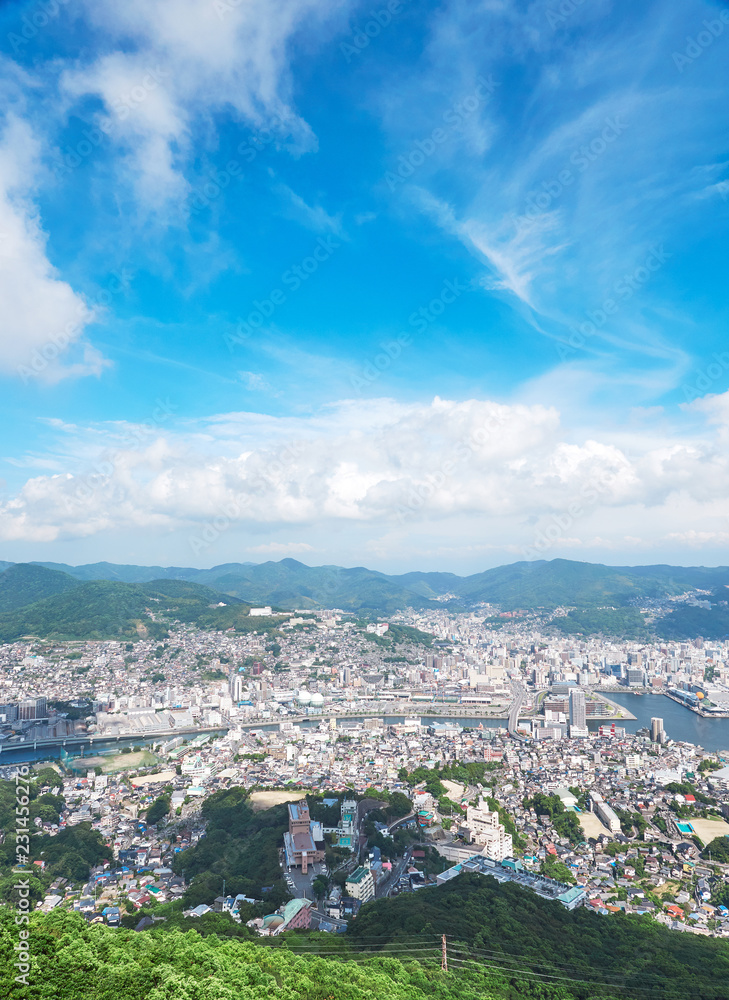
{"left": 377, "top": 848, "right": 412, "bottom": 898}
{"left": 387, "top": 811, "right": 414, "bottom": 833}
{"left": 507, "top": 681, "right": 526, "bottom": 741}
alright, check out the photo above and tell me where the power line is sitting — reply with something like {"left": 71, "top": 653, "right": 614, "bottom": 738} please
{"left": 283, "top": 937, "right": 707, "bottom": 1000}
{"left": 447, "top": 953, "right": 701, "bottom": 1000}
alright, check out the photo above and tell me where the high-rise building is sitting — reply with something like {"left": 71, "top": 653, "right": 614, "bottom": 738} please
{"left": 283, "top": 800, "right": 325, "bottom": 872}
{"left": 650, "top": 717, "right": 665, "bottom": 743}
{"left": 229, "top": 672, "right": 243, "bottom": 703}
{"left": 460, "top": 797, "right": 513, "bottom": 860}
{"left": 17, "top": 697, "right": 47, "bottom": 721}
{"left": 338, "top": 798, "right": 358, "bottom": 849}
{"left": 569, "top": 689, "right": 587, "bottom": 729}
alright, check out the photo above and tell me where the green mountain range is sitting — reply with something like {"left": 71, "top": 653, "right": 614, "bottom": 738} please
{"left": 0, "top": 557, "right": 727, "bottom": 640}
{"left": 21, "top": 555, "right": 729, "bottom": 608}
{"left": 0, "top": 562, "right": 81, "bottom": 613}
{"left": 0, "top": 572, "right": 284, "bottom": 643}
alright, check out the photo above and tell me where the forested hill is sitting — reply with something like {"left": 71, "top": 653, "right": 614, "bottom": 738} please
{"left": 6, "top": 555, "right": 729, "bottom": 610}
{"left": 4, "top": 890, "right": 729, "bottom": 1000}
{"left": 1, "top": 557, "right": 728, "bottom": 636}
{"left": 0, "top": 569, "right": 283, "bottom": 642}
{"left": 0, "top": 908, "right": 553, "bottom": 1000}
{"left": 348, "top": 873, "right": 729, "bottom": 999}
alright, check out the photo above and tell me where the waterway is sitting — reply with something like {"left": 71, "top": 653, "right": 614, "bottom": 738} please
{"left": 5, "top": 696, "right": 729, "bottom": 767}
{"left": 602, "top": 691, "right": 729, "bottom": 753}
{"left": 0, "top": 731, "right": 227, "bottom": 769}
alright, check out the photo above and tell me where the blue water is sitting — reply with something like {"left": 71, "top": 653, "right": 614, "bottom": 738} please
{"left": 4, "top": 694, "right": 727, "bottom": 765}
{"left": 600, "top": 691, "right": 729, "bottom": 754}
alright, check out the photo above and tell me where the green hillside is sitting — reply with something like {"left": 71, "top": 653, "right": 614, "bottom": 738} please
{"left": 0, "top": 563, "right": 80, "bottom": 613}
{"left": 349, "top": 872, "right": 729, "bottom": 1000}
{"left": 189, "top": 559, "right": 438, "bottom": 612}
{"left": 654, "top": 590, "right": 729, "bottom": 640}
{"left": 0, "top": 907, "right": 574, "bottom": 1000}
{"left": 0, "top": 580, "right": 166, "bottom": 642}
{"left": 1, "top": 557, "right": 728, "bottom": 619}
{"left": 0, "top": 575, "right": 281, "bottom": 642}
{"left": 32, "top": 560, "right": 203, "bottom": 583}
{"left": 5, "top": 873, "right": 729, "bottom": 1000}
{"left": 455, "top": 559, "right": 729, "bottom": 610}
{"left": 551, "top": 607, "right": 654, "bottom": 640}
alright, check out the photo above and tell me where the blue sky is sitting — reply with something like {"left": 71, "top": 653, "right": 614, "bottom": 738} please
{"left": 1, "top": 0, "right": 729, "bottom": 573}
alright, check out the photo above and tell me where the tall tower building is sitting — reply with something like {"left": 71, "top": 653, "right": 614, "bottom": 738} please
{"left": 569, "top": 689, "right": 587, "bottom": 729}
{"left": 650, "top": 717, "right": 665, "bottom": 743}
{"left": 229, "top": 672, "right": 243, "bottom": 703}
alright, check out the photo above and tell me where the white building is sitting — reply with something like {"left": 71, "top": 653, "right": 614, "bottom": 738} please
{"left": 589, "top": 790, "right": 621, "bottom": 834}
{"left": 458, "top": 797, "right": 513, "bottom": 861}
{"left": 345, "top": 866, "right": 375, "bottom": 902}
{"left": 569, "top": 689, "right": 587, "bottom": 729}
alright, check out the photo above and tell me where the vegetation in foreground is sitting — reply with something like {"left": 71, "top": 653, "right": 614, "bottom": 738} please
{"left": 0, "top": 906, "right": 640, "bottom": 1000}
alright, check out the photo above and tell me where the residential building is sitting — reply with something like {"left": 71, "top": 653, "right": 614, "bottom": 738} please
{"left": 345, "top": 866, "right": 375, "bottom": 902}
{"left": 458, "top": 797, "right": 513, "bottom": 861}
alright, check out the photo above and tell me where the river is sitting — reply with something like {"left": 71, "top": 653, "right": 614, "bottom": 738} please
{"left": 4, "top": 696, "right": 728, "bottom": 767}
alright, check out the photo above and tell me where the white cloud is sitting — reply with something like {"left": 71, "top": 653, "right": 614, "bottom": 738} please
{"left": 61, "top": 0, "right": 352, "bottom": 208}
{"left": 248, "top": 541, "right": 314, "bottom": 555}
{"left": 0, "top": 115, "right": 105, "bottom": 381}
{"left": 5, "top": 394, "right": 729, "bottom": 563}
{"left": 377, "top": 0, "right": 726, "bottom": 404}
{"left": 275, "top": 183, "right": 344, "bottom": 236}
{"left": 237, "top": 371, "right": 273, "bottom": 392}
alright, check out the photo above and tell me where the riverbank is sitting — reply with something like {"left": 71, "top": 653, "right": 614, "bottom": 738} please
{"left": 594, "top": 693, "right": 637, "bottom": 721}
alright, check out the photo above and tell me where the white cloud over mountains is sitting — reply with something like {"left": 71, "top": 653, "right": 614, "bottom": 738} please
{"left": 4, "top": 395, "right": 729, "bottom": 564}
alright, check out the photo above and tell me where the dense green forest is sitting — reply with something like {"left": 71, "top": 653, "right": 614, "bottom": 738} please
{"left": 0, "top": 563, "right": 80, "bottom": 613}
{"left": 6, "top": 872, "right": 729, "bottom": 1000}
{"left": 170, "top": 787, "right": 290, "bottom": 908}
{"left": 654, "top": 596, "right": 729, "bottom": 640}
{"left": 0, "top": 579, "right": 172, "bottom": 642}
{"left": 0, "top": 567, "right": 284, "bottom": 641}
{"left": 348, "top": 873, "right": 729, "bottom": 1000}
{"left": 0, "top": 907, "right": 623, "bottom": 1000}
{"left": 551, "top": 608, "right": 653, "bottom": 640}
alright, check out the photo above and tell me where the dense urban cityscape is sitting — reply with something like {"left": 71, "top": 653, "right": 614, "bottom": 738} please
{"left": 3, "top": 601, "right": 729, "bottom": 947}
{"left": 2, "top": 0, "right": 728, "bottom": 995}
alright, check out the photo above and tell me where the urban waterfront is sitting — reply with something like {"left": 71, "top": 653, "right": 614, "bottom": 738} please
{"left": 606, "top": 691, "right": 729, "bottom": 753}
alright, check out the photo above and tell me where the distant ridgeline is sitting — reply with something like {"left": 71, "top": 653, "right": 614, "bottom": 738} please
{"left": 0, "top": 557, "right": 728, "bottom": 639}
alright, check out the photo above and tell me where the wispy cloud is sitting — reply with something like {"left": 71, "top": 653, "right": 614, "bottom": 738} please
{"left": 274, "top": 182, "right": 345, "bottom": 236}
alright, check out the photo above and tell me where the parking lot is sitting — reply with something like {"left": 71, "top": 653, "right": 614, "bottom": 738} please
{"left": 282, "top": 857, "right": 328, "bottom": 900}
